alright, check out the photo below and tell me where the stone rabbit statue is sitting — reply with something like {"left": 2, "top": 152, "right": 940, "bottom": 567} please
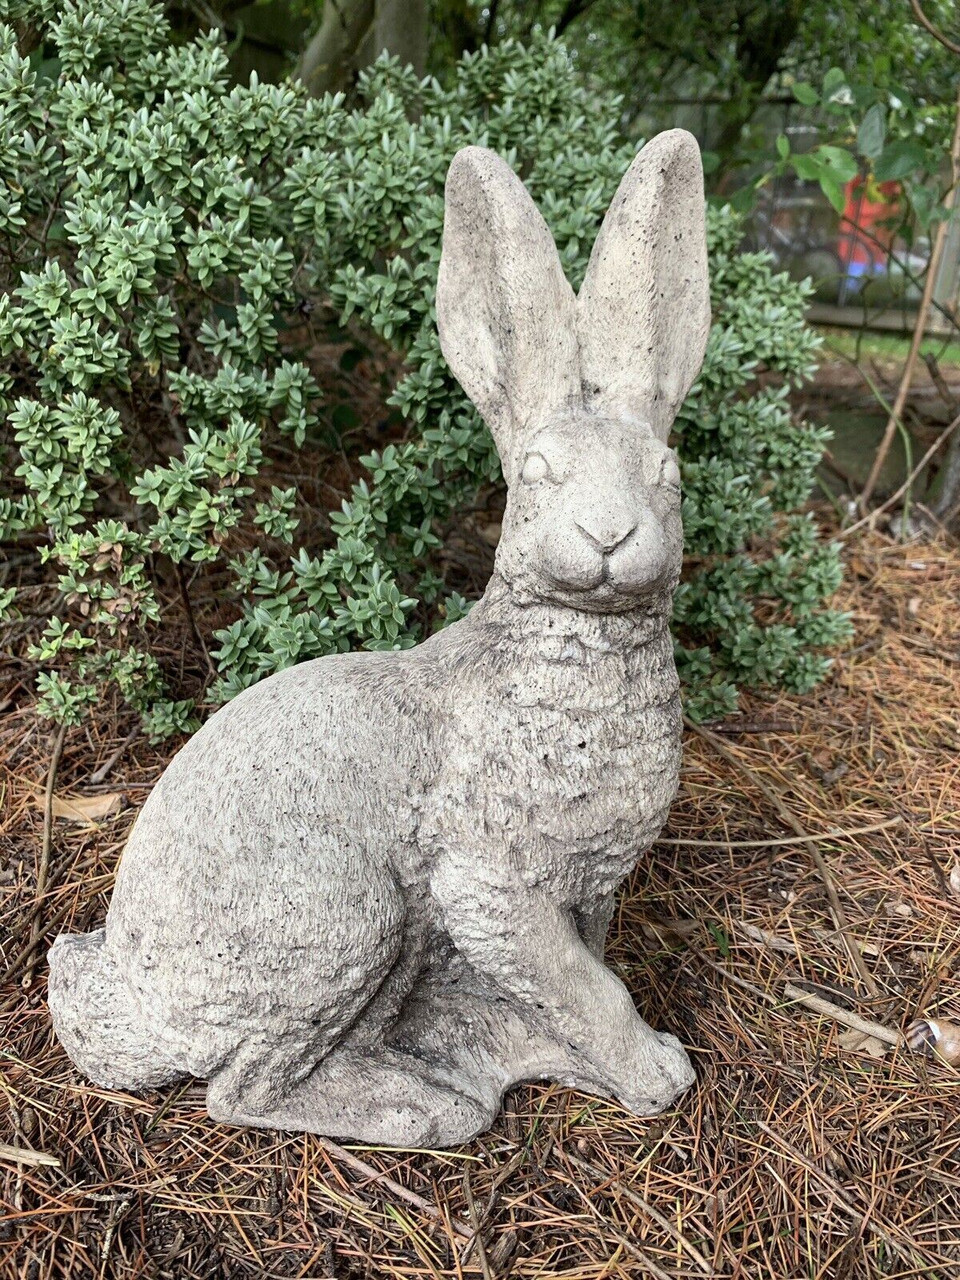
{"left": 48, "top": 129, "right": 711, "bottom": 1148}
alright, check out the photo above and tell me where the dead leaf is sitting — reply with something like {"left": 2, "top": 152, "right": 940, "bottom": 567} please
{"left": 35, "top": 791, "right": 124, "bottom": 824}
{"left": 639, "top": 917, "right": 698, "bottom": 948}
{"left": 885, "top": 898, "right": 913, "bottom": 919}
{"left": 838, "top": 1028, "right": 889, "bottom": 1058}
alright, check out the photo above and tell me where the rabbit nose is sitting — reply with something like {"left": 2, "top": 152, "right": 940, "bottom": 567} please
{"left": 574, "top": 515, "right": 637, "bottom": 553}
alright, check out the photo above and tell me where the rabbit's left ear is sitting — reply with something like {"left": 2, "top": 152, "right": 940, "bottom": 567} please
{"left": 577, "top": 130, "right": 711, "bottom": 441}
{"left": 437, "top": 147, "right": 581, "bottom": 479}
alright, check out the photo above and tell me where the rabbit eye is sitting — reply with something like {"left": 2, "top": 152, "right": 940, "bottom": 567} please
{"left": 521, "top": 452, "right": 552, "bottom": 485}
{"left": 659, "top": 456, "right": 681, "bottom": 489}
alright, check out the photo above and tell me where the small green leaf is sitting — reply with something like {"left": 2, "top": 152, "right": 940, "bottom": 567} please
{"left": 907, "top": 182, "right": 946, "bottom": 230}
{"left": 707, "top": 921, "right": 731, "bottom": 959}
{"left": 790, "top": 153, "right": 822, "bottom": 182}
{"left": 817, "top": 146, "right": 858, "bottom": 183}
{"left": 776, "top": 134, "right": 790, "bottom": 161}
{"left": 874, "top": 139, "right": 926, "bottom": 182}
{"left": 792, "top": 82, "right": 819, "bottom": 107}
{"left": 728, "top": 182, "right": 760, "bottom": 214}
{"left": 820, "top": 173, "right": 847, "bottom": 215}
{"left": 857, "top": 103, "right": 886, "bottom": 160}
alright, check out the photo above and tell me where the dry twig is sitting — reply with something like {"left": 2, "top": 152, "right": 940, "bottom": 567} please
{"left": 23, "top": 723, "right": 67, "bottom": 988}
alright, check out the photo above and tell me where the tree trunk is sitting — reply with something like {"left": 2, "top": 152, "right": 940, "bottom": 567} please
{"left": 932, "top": 426, "right": 960, "bottom": 527}
{"left": 298, "top": 0, "right": 375, "bottom": 97}
{"left": 712, "top": 1, "right": 803, "bottom": 183}
{"left": 436, "top": 0, "right": 481, "bottom": 61}
{"left": 298, "top": 0, "right": 427, "bottom": 97}
{"left": 375, "top": 0, "right": 427, "bottom": 78}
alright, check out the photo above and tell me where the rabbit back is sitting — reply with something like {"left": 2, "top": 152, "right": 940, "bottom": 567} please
{"left": 102, "top": 650, "right": 441, "bottom": 1077}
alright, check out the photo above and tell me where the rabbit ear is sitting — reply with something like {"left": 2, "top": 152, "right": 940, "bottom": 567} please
{"left": 577, "top": 130, "right": 711, "bottom": 441}
{"left": 437, "top": 147, "right": 581, "bottom": 478}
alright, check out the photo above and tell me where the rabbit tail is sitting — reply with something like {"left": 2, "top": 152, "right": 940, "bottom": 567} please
{"left": 47, "top": 929, "right": 183, "bottom": 1092}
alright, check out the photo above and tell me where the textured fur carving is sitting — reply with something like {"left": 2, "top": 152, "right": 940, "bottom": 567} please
{"left": 48, "top": 130, "right": 711, "bottom": 1147}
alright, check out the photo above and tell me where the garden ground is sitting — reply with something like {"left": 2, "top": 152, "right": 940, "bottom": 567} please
{"left": 1, "top": 523, "right": 959, "bottom": 1280}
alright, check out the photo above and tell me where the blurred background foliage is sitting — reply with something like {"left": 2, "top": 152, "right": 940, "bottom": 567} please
{"left": 147, "top": 1, "right": 958, "bottom": 172}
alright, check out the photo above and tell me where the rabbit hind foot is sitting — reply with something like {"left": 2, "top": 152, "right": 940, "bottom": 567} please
{"left": 207, "top": 1043, "right": 497, "bottom": 1148}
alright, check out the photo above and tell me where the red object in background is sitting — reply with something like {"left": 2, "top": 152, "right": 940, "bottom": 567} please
{"left": 837, "top": 177, "right": 901, "bottom": 273}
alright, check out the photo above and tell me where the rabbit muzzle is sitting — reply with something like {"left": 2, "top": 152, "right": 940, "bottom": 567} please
{"left": 497, "top": 489, "right": 681, "bottom": 614}
{"left": 543, "top": 504, "right": 678, "bottom": 610}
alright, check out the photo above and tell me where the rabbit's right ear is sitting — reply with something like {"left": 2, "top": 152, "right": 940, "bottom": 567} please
{"left": 437, "top": 147, "right": 581, "bottom": 479}
{"left": 577, "top": 130, "right": 710, "bottom": 441}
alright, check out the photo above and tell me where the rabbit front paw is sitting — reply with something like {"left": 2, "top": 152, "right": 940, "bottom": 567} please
{"left": 610, "top": 1031, "right": 696, "bottom": 1116}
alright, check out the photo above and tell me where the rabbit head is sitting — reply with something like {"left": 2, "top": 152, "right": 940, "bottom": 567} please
{"left": 436, "top": 131, "right": 710, "bottom": 614}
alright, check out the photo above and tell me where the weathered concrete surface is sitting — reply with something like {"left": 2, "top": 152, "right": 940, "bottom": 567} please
{"left": 49, "top": 130, "right": 711, "bottom": 1147}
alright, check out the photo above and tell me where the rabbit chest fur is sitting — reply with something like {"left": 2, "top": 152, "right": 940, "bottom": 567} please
{"left": 422, "top": 589, "right": 681, "bottom": 911}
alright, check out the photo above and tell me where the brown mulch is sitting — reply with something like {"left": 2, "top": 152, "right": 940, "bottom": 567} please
{"left": 1, "top": 529, "right": 959, "bottom": 1280}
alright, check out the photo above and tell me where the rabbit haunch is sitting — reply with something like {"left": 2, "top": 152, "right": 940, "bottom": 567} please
{"left": 48, "top": 130, "right": 710, "bottom": 1146}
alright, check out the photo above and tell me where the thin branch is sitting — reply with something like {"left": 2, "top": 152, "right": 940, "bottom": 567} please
{"left": 565, "top": 1153, "right": 714, "bottom": 1275}
{"left": 555, "top": 0, "right": 596, "bottom": 38}
{"left": 176, "top": 562, "right": 215, "bottom": 678}
{"left": 483, "top": 0, "right": 500, "bottom": 44}
{"left": 657, "top": 815, "right": 903, "bottom": 849}
{"left": 861, "top": 78, "right": 960, "bottom": 506}
{"left": 0, "top": 1142, "right": 61, "bottom": 1168}
{"left": 317, "top": 1138, "right": 473, "bottom": 1240}
{"left": 755, "top": 1120, "right": 918, "bottom": 1264}
{"left": 910, "top": 0, "right": 960, "bottom": 56}
{"left": 1, "top": 872, "right": 116, "bottom": 997}
{"left": 461, "top": 1169, "right": 493, "bottom": 1280}
{"left": 841, "top": 410, "right": 960, "bottom": 537}
{"left": 782, "top": 983, "right": 901, "bottom": 1046}
{"left": 88, "top": 725, "right": 140, "bottom": 785}
{"left": 829, "top": 214, "right": 960, "bottom": 339}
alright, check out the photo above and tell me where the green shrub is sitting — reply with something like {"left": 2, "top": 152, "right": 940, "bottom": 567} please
{"left": 0, "top": 0, "right": 849, "bottom": 736}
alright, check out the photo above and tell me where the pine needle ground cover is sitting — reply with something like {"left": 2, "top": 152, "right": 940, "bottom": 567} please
{"left": 2, "top": 524, "right": 958, "bottom": 1280}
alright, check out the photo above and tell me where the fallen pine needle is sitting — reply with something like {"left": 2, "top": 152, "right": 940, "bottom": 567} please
{"left": 658, "top": 814, "right": 902, "bottom": 849}
{"left": 318, "top": 1137, "right": 473, "bottom": 1241}
{"left": 24, "top": 722, "right": 67, "bottom": 987}
{"left": 685, "top": 716, "right": 882, "bottom": 1000}
{"left": 565, "top": 1152, "right": 714, "bottom": 1275}
{"left": 700, "top": 960, "right": 901, "bottom": 1047}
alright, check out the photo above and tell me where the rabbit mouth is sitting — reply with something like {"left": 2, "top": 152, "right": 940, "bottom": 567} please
{"left": 564, "top": 559, "right": 608, "bottom": 592}
{"left": 547, "top": 558, "right": 667, "bottom": 610}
